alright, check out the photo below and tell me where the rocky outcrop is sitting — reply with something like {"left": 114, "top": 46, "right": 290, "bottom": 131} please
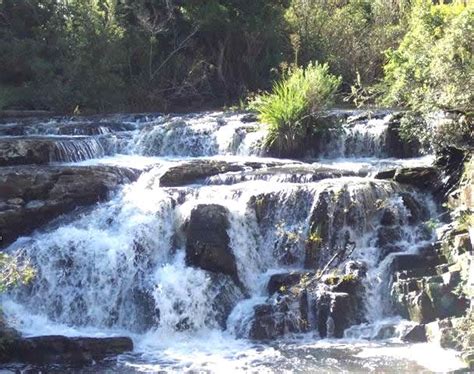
{"left": 0, "top": 136, "right": 106, "bottom": 166}
{"left": 184, "top": 204, "right": 239, "bottom": 282}
{"left": 159, "top": 159, "right": 298, "bottom": 187}
{"left": 0, "top": 165, "right": 139, "bottom": 247}
{"left": 0, "top": 137, "right": 54, "bottom": 166}
{"left": 160, "top": 160, "right": 246, "bottom": 187}
{"left": 425, "top": 315, "right": 474, "bottom": 369}
{"left": 267, "top": 272, "right": 314, "bottom": 295}
{"left": 0, "top": 335, "right": 133, "bottom": 365}
{"left": 390, "top": 252, "right": 467, "bottom": 324}
{"left": 375, "top": 166, "right": 440, "bottom": 191}
{"left": 393, "top": 167, "right": 439, "bottom": 190}
{"left": 248, "top": 266, "right": 366, "bottom": 340}
{"left": 388, "top": 149, "right": 473, "bottom": 368}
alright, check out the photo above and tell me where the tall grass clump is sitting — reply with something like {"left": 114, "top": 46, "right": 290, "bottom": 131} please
{"left": 251, "top": 62, "right": 341, "bottom": 157}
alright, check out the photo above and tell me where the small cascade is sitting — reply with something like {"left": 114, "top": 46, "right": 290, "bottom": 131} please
{"left": 320, "top": 114, "right": 394, "bottom": 158}
{"left": 52, "top": 137, "right": 107, "bottom": 162}
{"left": 130, "top": 113, "right": 263, "bottom": 157}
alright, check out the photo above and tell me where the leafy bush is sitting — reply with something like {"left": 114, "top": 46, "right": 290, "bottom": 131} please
{"left": 382, "top": 1, "right": 473, "bottom": 112}
{"left": 286, "top": 0, "right": 411, "bottom": 87}
{"left": 0, "top": 251, "right": 35, "bottom": 293}
{"left": 251, "top": 62, "right": 341, "bottom": 156}
{"left": 399, "top": 111, "right": 473, "bottom": 151}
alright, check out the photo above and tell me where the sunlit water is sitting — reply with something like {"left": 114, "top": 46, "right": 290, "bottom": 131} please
{"left": 0, "top": 111, "right": 466, "bottom": 372}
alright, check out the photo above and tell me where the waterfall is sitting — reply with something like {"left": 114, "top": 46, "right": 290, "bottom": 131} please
{"left": 1, "top": 109, "right": 462, "bottom": 372}
{"left": 52, "top": 137, "right": 107, "bottom": 162}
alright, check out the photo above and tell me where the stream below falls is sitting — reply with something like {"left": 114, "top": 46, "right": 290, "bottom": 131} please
{"left": 0, "top": 110, "right": 467, "bottom": 372}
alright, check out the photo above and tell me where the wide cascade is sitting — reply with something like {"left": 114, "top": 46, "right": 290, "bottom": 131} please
{"left": 1, "top": 110, "right": 463, "bottom": 372}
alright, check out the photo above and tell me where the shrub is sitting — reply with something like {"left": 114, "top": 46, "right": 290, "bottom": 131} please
{"left": 286, "top": 0, "right": 411, "bottom": 87}
{"left": 0, "top": 251, "right": 35, "bottom": 293}
{"left": 251, "top": 62, "right": 341, "bottom": 156}
{"left": 382, "top": 1, "right": 473, "bottom": 112}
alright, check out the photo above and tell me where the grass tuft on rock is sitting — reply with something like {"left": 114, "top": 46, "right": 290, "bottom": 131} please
{"left": 250, "top": 62, "right": 341, "bottom": 157}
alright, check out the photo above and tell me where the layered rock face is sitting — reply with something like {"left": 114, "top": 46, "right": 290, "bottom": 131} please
{"left": 0, "top": 165, "right": 139, "bottom": 247}
{"left": 389, "top": 150, "right": 474, "bottom": 368}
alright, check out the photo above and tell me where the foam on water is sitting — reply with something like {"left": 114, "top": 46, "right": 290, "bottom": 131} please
{"left": 1, "top": 110, "right": 466, "bottom": 372}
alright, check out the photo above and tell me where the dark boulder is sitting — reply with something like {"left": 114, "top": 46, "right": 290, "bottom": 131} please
{"left": 394, "top": 167, "right": 439, "bottom": 190}
{"left": 160, "top": 160, "right": 245, "bottom": 187}
{"left": 380, "top": 208, "right": 398, "bottom": 226}
{"left": 377, "top": 226, "right": 402, "bottom": 247}
{"left": 184, "top": 204, "right": 239, "bottom": 282}
{"left": 374, "top": 169, "right": 396, "bottom": 180}
{"left": 0, "top": 335, "right": 133, "bottom": 365}
{"left": 385, "top": 118, "right": 421, "bottom": 158}
{"left": 241, "top": 113, "right": 258, "bottom": 123}
{"left": 400, "top": 192, "right": 430, "bottom": 224}
{"left": 0, "top": 165, "right": 139, "bottom": 247}
{"left": 402, "top": 324, "right": 427, "bottom": 343}
{"left": 209, "top": 273, "right": 245, "bottom": 329}
{"left": 267, "top": 272, "right": 313, "bottom": 295}
{"left": 248, "top": 304, "right": 286, "bottom": 340}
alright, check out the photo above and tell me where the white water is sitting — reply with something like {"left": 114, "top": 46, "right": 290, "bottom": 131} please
{"left": 1, "top": 110, "right": 466, "bottom": 372}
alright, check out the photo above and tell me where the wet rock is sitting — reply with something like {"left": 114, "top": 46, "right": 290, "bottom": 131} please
{"left": 267, "top": 272, "right": 313, "bottom": 295}
{"left": 400, "top": 192, "right": 430, "bottom": 224}
{"left": 0, "top": 136, "right": 105, "bottom": 166}
{"left": 315, "top": 291, "right": 360, "bottom": 338}
{"left": 394, "top": 167, "right": 439, "bottom": 190}
{"left": 374, "top": 169, "right": 396, "bottom": 180}
{"left": 425, "top": 319, "right": 455, "bottom": 346}
{"left": 159, "top": 160, "right": 246, "bottom": 187}
{"left": 241, "top": 113, "right": 258, "bottom": 123}
{"left": 248, "top": 304, "right": 286, "bottom": 340}
{"left": 0, "top": 137, "right": 52, "bottom": 166}
{"left": 209, "top": 273, "right": 245, "bottom": 329}
{"left": 344, "top": 261, "right": 367, "bottom": 278}
{"left": 0, "top": 335, "right": 133, "bottom": 365}
{"left": 385, "top": 118, "right": 421, "bottom": 158}
{"left": 376, "top": 227, "right": 402, "bottom": 247}
{"left": 207, "top": 164, "right": 359, "bottom": 186}
{"left": 380, "top": 208, "right": 398, "bottom": 226}
{"left": 305, "top": 191, "right": 331, "bottom": 268}
{"left": 129, "top": 288, "right": 159, "bottom": 333}
{"left": 401, "top": 324, "right": 427, "bottom": 342}
{"left": 184, "top": 204, "right": 239, "bottom": 282}
{"left": 160, "top": 159, "right": 296, "bottom": 187}
{"left": 390, "top": 254, "right": 430, "bottom": 272}
{"left": 379, "top": 244, "right": 402, "bottom": 262}
{"left": 407, "top": 291, "right": 437, "bottom": 323}
{"left": 0, "top": 165, "right": 139, "bottom": 247}
{"left": 329, "top": 293, "right": 356, "bottom": 338}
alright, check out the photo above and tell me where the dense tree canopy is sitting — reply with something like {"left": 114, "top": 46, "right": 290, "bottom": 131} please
{"left": 0, "top": 0, "right": 472, "bottom": 113}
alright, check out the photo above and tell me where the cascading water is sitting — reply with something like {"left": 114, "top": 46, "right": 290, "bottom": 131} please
{"left": 0, "top": 110, "right": 465, "bottom": 372}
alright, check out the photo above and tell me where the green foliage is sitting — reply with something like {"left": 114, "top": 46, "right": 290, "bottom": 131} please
{"left": 286, "top": 0, "right": 411, "bottom": 87}
{"left": 251, "top": 62, "right": 341, "bottom": 156}
{"left": 382, "top": 1, "right": 474, "bottom": 112}
{"left": 457, "top": 210, "right": 474, "bottom": 232}
{"left": 0, "top": 251, "right": 35, "bottom": 293}
{"left": 0, "top": 0, "right": 471, "bottom": 115}
{"left": 0, "top": 0, "right": 288, "bottom": 112}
